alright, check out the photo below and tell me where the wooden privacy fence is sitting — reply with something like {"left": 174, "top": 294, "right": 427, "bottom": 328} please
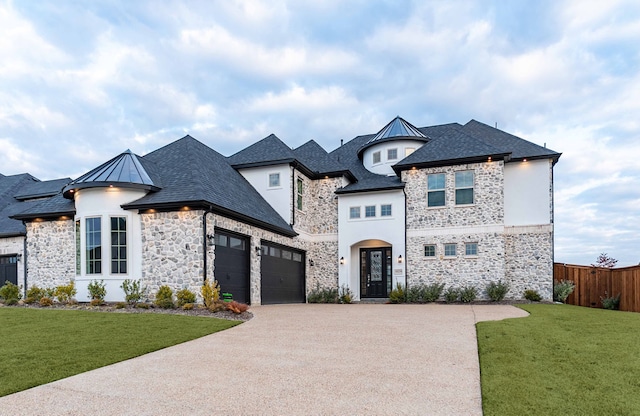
{"left": 554, "top": 263, "right": 640, "bottom": 313}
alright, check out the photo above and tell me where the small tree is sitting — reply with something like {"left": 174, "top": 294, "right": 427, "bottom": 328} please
{"left": 592, "top": 253, "right": 618, "bottom": 268}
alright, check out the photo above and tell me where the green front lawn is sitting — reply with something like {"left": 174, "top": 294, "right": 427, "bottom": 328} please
{"left": 478, "top": 304, "right": 640, "bottom": 415}
{"left": 0, "top": 308, "right": 239, "bottom": 396}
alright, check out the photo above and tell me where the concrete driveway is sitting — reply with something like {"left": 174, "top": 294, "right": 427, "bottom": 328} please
{"left": 0, "top": 304, "right": 528, "bottom": 415}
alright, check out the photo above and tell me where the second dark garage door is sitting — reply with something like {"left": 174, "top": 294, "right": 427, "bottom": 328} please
{"left": 260, "top": 242, "right": 305, "bottom": 305}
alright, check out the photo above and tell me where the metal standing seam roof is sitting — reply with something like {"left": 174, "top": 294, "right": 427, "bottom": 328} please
{"left": 357, "top": 116, "right": 430, "bottom": 158}
{"left": 62, "top": 149, "right": 160, "bottom": 198}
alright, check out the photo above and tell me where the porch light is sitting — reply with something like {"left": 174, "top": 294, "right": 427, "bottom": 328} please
{"left": 340, "top": 257, "right": 345, "bottom": 265}
{"left": 309, "top": 259, "right": 315, "bottom": 267}
{"left": 255, "top": 246, "right": 261, "bottom": 256}
{"left": 397, "top": 255, "right": 403, "bottom": 263}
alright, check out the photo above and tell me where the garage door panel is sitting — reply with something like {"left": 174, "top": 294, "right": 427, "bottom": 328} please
{"left": 214, "top": 231, "right": 249, "bottom": 304}
{"left": 260, "top": 243, "right": 305, "bottom": 305}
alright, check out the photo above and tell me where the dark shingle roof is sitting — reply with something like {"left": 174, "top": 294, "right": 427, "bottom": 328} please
{"left": 292, "top": 140, "right": 353, "bottom": 178}
{"left": 227, "top": 134, "right": 295, "bottom": 167}
{"left": 11, "top": 193, "right": 75, "bottom": 221}
{"left": 14, "top": 178, "right": 70, "bottom": 200}
{"left": 122, "top": 135, "right": 296, "bottom": 236}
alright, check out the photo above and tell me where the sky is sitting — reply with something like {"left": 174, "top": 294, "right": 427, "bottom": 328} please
{"left": 1, "top": 0, "right": 639, "bottom": 266}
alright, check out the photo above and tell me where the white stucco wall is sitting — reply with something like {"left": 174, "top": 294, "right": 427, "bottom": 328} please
{"left": 73, "top": 187, "right": 146, "bottom": 302}
{"left": 362, "top": 140, "right": 426, "bottom": 175}
{"left": 337, "top": 189, "right": 406, "bottom": 300}
{"left": 238, "top": 164, "right": 292, "bottom": 223}
{"left": 504, "top": 159, "right": 552, "bottom": 226}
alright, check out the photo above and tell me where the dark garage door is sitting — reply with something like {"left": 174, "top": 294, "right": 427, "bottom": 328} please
{"left": 260, "top": 242, "right": 305, "bottom": 305}
{"left": 0, "top": 255, "right": 18, "bottom": 286}
{"left": 214, "top": 230, "right": 250, "bottom": 304}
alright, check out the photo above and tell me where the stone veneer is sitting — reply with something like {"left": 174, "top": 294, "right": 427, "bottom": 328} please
{"left": 25, "top": 220, "right": 75, "bottom": 289}
{"left": 293, "top": 172, "right": 341, "bottom": 235}
{"left": 504, "top": 227, "right": 553, "bottom": 299}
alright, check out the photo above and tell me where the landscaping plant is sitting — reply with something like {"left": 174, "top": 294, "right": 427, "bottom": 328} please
{"left": 339, "top": 285, "right": 353, "bottom": 304}
{"left": 388, "top": 283, "right": 406, "bottom": 303}
{"left": 406, "top": 285, "right": 424, "bottom": 303}
{"left": 459, "top": 285, "right": 478, "bottom": 303}
{"left": 423, "top": 282, "right": 446, "bottom": 302}
{"left": 24, "top": 285, "right": 46, "bottom": 304}
{"left": 523, "top": 289, "right": 542, "bottom": 302}
{"left": 176, "top": 288, "right": 197, "bottom": 307}
{"left": 87, "top": 280, "right": 107, "bottom": 305}
{"left": 121, "top": 279, "right": 147, "bottom": 306}
{"left": 0, "top": 281, "right": 21, "bottom": 304}
{"left": 553, "top": 279, "right": 575, "bottom": 303}
{"left": 154, "top": 285, "right": 175, "bottom": 309}
{"left": 201, "top": 279, "right": 220, "bottom": 309}
{"left": 54, "top": 282, "right": 77, "bottom": 304}
{"left": 485, "top": 280, "right": 510, "bottom": 302}
{"left": 226, "top": 300, "right": 249, "bottom": 314}
{"left": 444, "top": 287, "right": 459, "bottom": 303}
{"left": 600, "top": 292, "right": 621, "bottom": 310}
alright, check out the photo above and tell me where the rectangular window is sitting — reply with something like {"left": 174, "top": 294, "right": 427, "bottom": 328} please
{"left": 292, "top": 252, "right": 302, "bottom": 262}
{"left": 365, "top": 205, "right": 376, "bottom": 218}
{"left": 465, "top": 242, "right": 478, "bottom": 256}
{"left": 75, "top": 220, "right": 81, "bottom": 275}
{"left": 444, "top": 243, "right": 457, "bottom": 257}
{"left": 110, "top": 217, "right": 127, "bottom": 274}
{"left": 455, "top": 171, "right": 474, "bottom": 205}
{"left": 381, "top": 204, "right": 392, "bottom": 216}
{"left": 372, "top": 151, "right": 381, "bottom": 164}
{"left": 427, "top": 173, "right": 446, "bottom": 207}
{"left": 269, "top": 173, "right": 280, "bottom": 187}
{"left": 269, "top": 246, "right": 281, "bottom": 257}
{"left": 86, "top": 217, "right": 101, "bottom": 274}
{"left": 229, "top": 237, "right": 245, "bottom": 250}
{"left": 296, "top": 177, "right": 303, "bottom": 210}
{"left": 424, "top": 244, "right": 436, "bottom": 257}
{"left": 405, "top": 147, "right": 415, "bottom": 157}
{"left": 349, "top": 207, "right": 361, "bottom": 219}
{"left": 387, "top": 148, "right": 398, "bottom": 160}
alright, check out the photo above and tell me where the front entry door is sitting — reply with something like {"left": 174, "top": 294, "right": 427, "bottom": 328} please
{"left": 360, "top": 247, "right": 392, "bottom": 298}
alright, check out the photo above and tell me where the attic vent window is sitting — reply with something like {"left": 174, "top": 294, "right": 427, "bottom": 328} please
{"left": 388, "top": 148, "right": 398, "bottom": 160}
{"left": 372, "top": 151, "right": 381, "bottom": 164}
{"left": 269, "top": 173, "right": 280, "bottom": 187}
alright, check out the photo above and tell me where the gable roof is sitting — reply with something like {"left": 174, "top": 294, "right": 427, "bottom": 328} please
{"left": 122, "top": 135, "right": 296, "bottom": 237}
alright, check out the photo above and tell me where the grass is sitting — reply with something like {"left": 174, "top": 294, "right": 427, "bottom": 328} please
{"left": 0, "top": 308, "right": 240, "bottom": 397}
{"left": 477, "top": 304, "right": 640, "bottom": 415}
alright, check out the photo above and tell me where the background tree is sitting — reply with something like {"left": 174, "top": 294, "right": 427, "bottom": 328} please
{"left": 592, "top": 253, "right": 618, "bottom": 268}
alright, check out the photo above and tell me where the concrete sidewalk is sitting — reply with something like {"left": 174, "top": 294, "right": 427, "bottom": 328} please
{"left": 0, "top": 304, "right": 528, "bottom": 415}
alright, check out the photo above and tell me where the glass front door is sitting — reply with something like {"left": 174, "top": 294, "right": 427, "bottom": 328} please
{"left": 360, "top": 247, "right": 392, "bottom": 298}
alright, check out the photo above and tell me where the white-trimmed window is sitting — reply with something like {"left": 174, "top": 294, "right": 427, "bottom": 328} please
{"left": 349, "top": 207, "right": 361, "bottom": 219}
{"left": 86, "top": 217, "right": 102, "bottom": 274}
{"left": 427, "top": 173, "right": 446, "bottom": 207}
{"left": 387, "top": 148, "right": 398, "bottom": 160}
{"left": 465, "top": 242, "right": 478, "bottom": 257}
{"left": 365, "top": 205, "right": 376, "bottom": 218}
{"left": 381, "top": 204, "right": 392, "bottom": 217}
{"left": 373, "top": 151, "right": 381, "bottom": 164}
{"left": 424, "top": 244, "right": 436, "bottom": 257}
{"left": 444, "top": 243, "right": 457, "bottom": 257}
{"left": 269, "top": 173, "right": 280, "bottom": 187}
{"left": 455, "top": 171, "right": 474, "bottom": 205}
{"left": 296, "top": 177, "right": 303, "bottom": 210}
{"left": 405, "top": 147, "right": 415, "bottom": 157}
{"left": 110, "top": 217, "right": 127, "bottom": 274}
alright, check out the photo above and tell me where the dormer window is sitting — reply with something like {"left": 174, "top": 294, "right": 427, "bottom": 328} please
{"left": 387, "top": 148, "right": 398, "bottom": 160}
{"left": 372, "top": 151, "right": 381, "bottom": 164}
{"left": 269, "top": 173, "right": 280, "bottom": 187}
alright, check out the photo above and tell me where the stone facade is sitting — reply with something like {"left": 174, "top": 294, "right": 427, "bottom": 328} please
{"left": 293, "top": 172, "right": 341, "bottom": 235}
{"left": 140, "top": 210, "right": 205, "bottom": 299}
{"left": 504, "top": 226, "right": 554, "bottom": 299}
{"left": 25, "top": 220, "right": 75, "bottom": 289}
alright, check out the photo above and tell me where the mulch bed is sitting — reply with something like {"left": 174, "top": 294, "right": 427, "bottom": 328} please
{"left": 1, "top": 301, "right": 253, "bottom": 321}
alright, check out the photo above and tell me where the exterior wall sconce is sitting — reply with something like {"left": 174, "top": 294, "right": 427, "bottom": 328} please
{"left": 309, "top": 259, "right": 315, "bottom": 267}
{"left": 16, "top": 253, "right": 22, "bottom": 261}
{"left": 206, "top": 234, "right": 215, "bottom": 245}
{"left": 255, "top": 246, "right": 261, "bottom": 256}
{"left": 397, "top": 255, "right": 403, "bottom": 263}
{"left": 340, "top": 257, "right": 345, "bottom": 265}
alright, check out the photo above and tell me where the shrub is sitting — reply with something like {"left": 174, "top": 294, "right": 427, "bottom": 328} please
{"left": 423, "top": 282, "right": 446, "bottom": 302}
{"left": 201, "top": 279, "right": 220, "bottom": 309}
{"left": 523, "top": 289, "right": 542, "bottom": 302}
{"left": 208, "top": 301, "right": 226, "bottom": 312}
{"left": 226, "top": 300, "right": 249, "bottom": 314}
{"left": 553, "top": 280, "right": 575, "bottom": 303}
{"left": 25, "top": 285, "right": 46, "bottom": 304}
{"left": 307, "top": 284, "right": 339, "bottom": 303}
{"left": 406, "top": 285, "right": 423, "bottom": 303}
{"left": 486, "top": 280, "right": 510, "bottom": 302}
{"left": 444, "top": 287, "right": 460, "bottom": 303}
{"left": 115, "top": 302, "right": 127, "bottom": 309}
{"left": 87, "top": 280, "right": 106, "bottom": 301}
{"left": 121, "top": 279, "right": 147, "bottom": 305}
{"left": 176, "top": 288, "right": 197, "bottom": 307}
{"left": 154, "top": 285, "right": 175, "bottom": 309}
{"left": 339, "top": 285, "right": 353, "bottom": 304}
{"left": 44, "top": 287, "right": 56, "bottom": 298}
{"left": 389, "top": 283, "right": 406, "bottom": 304}
{"left": 4, "top": 298, "right": 18, "bottom": 306}
{"left": 459, "top": 286, "right": 478, "bottom": 303}
{"left": 601, "top": 292, "right": 621, "bottom": 310}
{"left": 39, "top": 297, "right": 53, "bottom": 307}
{"left": 90, "top": 298, "right": 103, "bottom": 307}
{"left": 54, "top": 282, "right": 77, "bottom": 304}
{"left": 0, "top": 281, "right": 21, "bottom": 303}
{"left": 182, "top": 303, "right": 194, "bottom": 311}
{"left": 136, "top": 303, "right": 150, "bottom": 309}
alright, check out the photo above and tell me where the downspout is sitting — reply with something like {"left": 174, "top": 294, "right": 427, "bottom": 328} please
{"left": 402, "top": 186, "right": 408, "bottom": 294}
{"left": 291, "top": 165, "right": 296, "bottom": 226}
{"left": 203, "top": 208, "right": 213, "bottom": 283}
{"left": 22, "top": 223, "right": 28, "bottom": 299}
{"left": 550, "top": 160, "right": 555, "bottom": 298}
